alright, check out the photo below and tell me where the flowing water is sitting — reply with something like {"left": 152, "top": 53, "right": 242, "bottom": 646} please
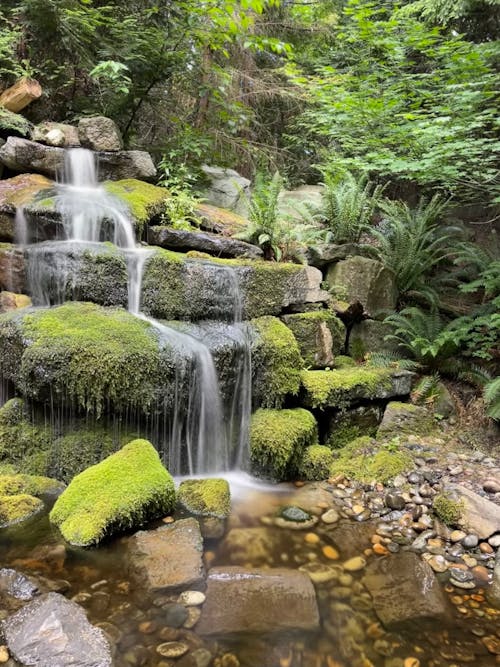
{"left": 16, "top": 147, "right": 252, "bottom": 475}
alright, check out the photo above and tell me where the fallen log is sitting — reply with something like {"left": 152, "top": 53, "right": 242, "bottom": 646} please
{"left": 0, "top": 78, "right": 42, "bottom": 113}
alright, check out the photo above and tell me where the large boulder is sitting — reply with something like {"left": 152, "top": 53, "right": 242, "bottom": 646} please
{"left": 0, "top": 136, "right": 156, "bottom": 181}
{"left": 2, "top": 592, "right": 112, "bottom": 666}
{"left": 78, "top": 116, "right": 123, "bottom": 151}
{"left": 282, "top": 310, "right": 346, "bottom": 368}
{"left": 31, "top": 121, "right": 80, "bottom": 147}
{"left": 49, "top": 439, "right": 175, "bottom": 546}
{"left": 148, "top": 226, "right": 263, "bottom": 259}
{"left": 300, "top": 367, "right": 413, "bottom": 410}
{"left": 326, "top": 256, "right": 398, "bottom": 318}
{"left": 362, "top": 552, "right": 450, "bottom": 630}
{"left": 348, "top": 319, "right": 399, "bottom": 359}
{"left": 200, "top": 165, "right": 250, "bottom": 214}
{"left": 250, "top": 316, "right": 303, "bottom": 408}
{"left": 127, "top": 518, "right": 204, "bottom": 592}
{"left": 326, "top": 404, "right": 383, "bottom": 448}
{"left": 444, "top": 484, "right": 500, "bottom": 539}
{"left": 197, "top": 566, "right": 320, "bottom": 635}
{"left": 250, "top": 407, "right": 318, "bottom": 480}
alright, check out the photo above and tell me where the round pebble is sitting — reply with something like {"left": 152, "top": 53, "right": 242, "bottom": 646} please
{"left": 321, "top": 509, "right": 340, "bottom": 524}
{"left": 305, "top": 532, "right": 320, "bottom": 545}
{"left": 178, "top": 590, "right": 206, "bottom": 606}
{"left": 322, "top": 545, "right": 340, "bottom": 560}
{"left": 488, "top": 535, "right": 500, "bottom": 548}
{"left": 0, "top": 646, "right": 8, "bottom": 664}
{"left": 156, "top": 641, "right": 189, "bottom": 658}
{"left": 343, "top": 556, "right": 366, "bottom": 572}
{"left": 462, "top": 534, "right": 479, "bottom": 549}
{"left": 483, "top": 478, "right": 500, "bottom": 494}
{"left": 450, "top": 530, "right": 466, "bottom": 543}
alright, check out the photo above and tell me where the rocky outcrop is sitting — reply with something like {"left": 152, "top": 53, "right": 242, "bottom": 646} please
{"left": 377, "top": 401, "right": 434, "bottom": 437}
{"left": 0, "top": 136, "right": 156, "bottom": 181}
{"left": 197, "top": 566, "right": 320, "bottom": 635}
{"left": 326, "top": 256, "right": 398, "bottom": 318}
{"left": 200, "top": 165, "right": 250, "bottom": 214}
{"left": 348, "top": 319, "right": 399, "bottom": 359}
{"left": 148, "top": 225, "right": 262, "bottom": 259}
{"left": 0, "top": 173, "right": 54, "bottom": 242}
{"left": 31, "top": 121, "right": 80, "bottom": 147}
{"left": 128, "top": 518, "right": 204, "bottom": 592}
{"left": 195, "top": 202, "right": 247, "bottom": 235}
{"left": 363, "top": 552, "right": 450, "bottom": 630}
{"left": 0, "top": 244, "right": 25, "bottom": 293}
{"left": 3, "top": 592, "right": 112, "bottom": 667}
{"left": 78, "top": 116, "right": 123, "bottom": 151}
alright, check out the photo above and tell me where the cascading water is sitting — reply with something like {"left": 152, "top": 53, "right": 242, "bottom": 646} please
{"left": 18, "top": 147, "right": 252, "bottom": 475}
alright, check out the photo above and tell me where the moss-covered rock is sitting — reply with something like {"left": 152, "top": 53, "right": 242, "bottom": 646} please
{"left": 50, "top": 439, "right": 175, "bottom": 546}
{"left": 300, "top": 367, "right": 413, "bottom": 410}
{"left": 251, "top": 316, "right": 303, "bottom": 408}
{"left": 433, "top": 494, "right": 464, "bottom": 527}
{"left": 0, "top": 493, "right": 44, "bottom": 527}
{"left": 281, "top": 310, "right": 346, "bottom": 369}
{"left": 0, "top": 399, "right": 52, "bottom": 475}
{"left": 326, "top": 405, "right": 382, "bottom": 449}
{"left": 250, "top": 408, "right": 318, "bottom": 480}
{"left": 178, "top": 478, "right": 231, "bottom": 519}
{"left": 334, "top": 355, "right": 357, "bottom": 369}
{"left": 103, "top": 179, "right": 169, "bottom": 235}
{"left": 0, "top": 473, "right": 64, "bottom": 497}
{"left": 0, "top": 303, "right": 162, "bottom": 416}
{"left": 297, "top": 445, "right": 335, "bottom": 481}
{"left": 0, "top": 108, "right": 33, "bottom": 138}
{"left": 377, "top": 401, "right": 435, "bottom": 438}
{"left": 329, "top": 437, "right": 412, "bottom": 484}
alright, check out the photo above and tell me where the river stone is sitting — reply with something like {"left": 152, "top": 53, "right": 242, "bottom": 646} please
{"left": 78, "top": 116, "right": 123, "bottom": 151}
{"left": 0, "top": 569, "right": 39, "bottom": 601}
{"left": 326, "top": 256, "right": 397, "bottom": 318}
{"left": 362, "top": 552, "right": 450, "bottom": 630}
{"left": 219, "top": 527, "right": 279, "bottom": 565}
{"left": 148, "top": 226, "right": 262, "bottom": 259}
{"left": 128, "top": 518, "right": 204, "bottom": 592}
{"left": 446, "top": 485, "right": 500, "bottom": 539}
{"left": 197, "top": 566, "right": 319, "bottom": 635}
{"left": 329, "top": 521, "right": 378, "bottom": 559}
{"left": 486, "top": 550, "right": 500, "bottom": 608}
{"left": 2, "top": 592, "right": 112, "bottom": 666}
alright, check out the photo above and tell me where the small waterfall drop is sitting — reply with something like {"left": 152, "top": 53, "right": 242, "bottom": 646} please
{"left": 17, "top": 147, "right": 252, "bottom": 475}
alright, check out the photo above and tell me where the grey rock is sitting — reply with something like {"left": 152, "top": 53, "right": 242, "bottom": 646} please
{"left": 128, "top": 518, "right": 204, "bottom": 593}
{"left": 363, "top": 552, "right": 450, "bottom": 630}
{"left": 462, "top": 534, "right": 479, "bottom": 549}
{"left": 200, "top": 165, "right": 250, "bottom": 215}
{"left": 0, "top": 569, "right": 39, "bottom": 601}
{"left": 378, "top": 402, "right": 434, "bottom": 438}
{"left": 447, "top": 484, "right": 500, "bottom": 539}
{"left": 148, "top": 225, "right": 262, "bottom": 259}
{"left": 197, "top": 566, "right": 319, "bottom": 635}
{"left": 2, "top": 592, "right": 112, "bottom": 666}
{"left": 0, "top": 244, "right": 25, "bottom": 292}
{"left": 31, "top": 122, "right": 80, "bottom": 147}
{"left": 349, "top": 319, "right": 399, "bottom": 359}
{"left": 483, "top": 478, "right": 500, "bottom": 494}
{"left": 305, "top": 242, "right": 378, "bottom": 268}
{"left": 279, "top": 506, "right": 312, "bottom": 523}
{"left": 78, "top": 116, "right": 123, "bottom": 151}
{"left": 385, "top": 493, "right": 406, "bottom": 511}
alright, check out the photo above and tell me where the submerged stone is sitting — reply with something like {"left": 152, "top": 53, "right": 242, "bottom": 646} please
{"left": 0, "top": 493, "right": 44, "bottom": 527}
{"left": 250, "top": 408, "right": 318, "bottom": 480}
{"left": 50, "top": 439, "right": 175, "bottom": 546}
{"left": 0, "top": 568, "right": 39, "bottom": 601}
{"left": 279, "top": 506, "right": 312, "bottom": 523}
{"left": 128, "top": 518, "right": 204, "bottom": 592}
{"left": 197, "top": 566, "right": 320, "bottom": 635}
{"left": 3, "top": 592, "right": 112, "bottom": 666}
{"left": 178, "top": 479, "right": 231, "bottom": 519}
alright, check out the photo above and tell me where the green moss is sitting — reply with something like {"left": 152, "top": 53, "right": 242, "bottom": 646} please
{"left": 297, "top": 445, "right": 335, "bottom": 481}
{"left": 329, "top": 437, "right": 412, "bottom": 483}
{"left": 250, "top": 408, "right": 318, "bottom": 480}
{"left": 282, "top": 311, "right": 346, "bottom": 368}
{"left": 178, "top": 478, "right": 231, "bottom": 519}
{"left": 349, "top": 337, "right": 366, "bottom": 362}
{"left": 103, "top": 179, "right": 169, "bottom": 235}
{"left": 377, "top": 401, "right": 435, "bottom": 438}
{"left": 0, "top": 473, "right": 63, "bottom": 497}
{"left": 0, "top": 494, "right": 44, "bottom": 526}
{"left": 433, "top": 494, "right": 464, "bottom": 527}
{"left": 50, "top": 439, "right": 175, "bottom": 546}
{"left": 0, "top": 108, "right": 32, "bottom": 136}
{"left": 334, "top": 355, "right": 357, "bottom": 369}
{"left": 0, "top": 399, "right": 53, "bottom": 474}
{"left": 0, "top": 303, "right": 161, "bottom": 416}
{"left": 251, "top": 316, "right": 303, "bottom": 408}
{"left": 300, "top": 366, "right": 393, "bottom": 410}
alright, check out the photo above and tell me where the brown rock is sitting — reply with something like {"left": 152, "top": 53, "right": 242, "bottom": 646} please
{"left": 0, "top": 245, "right": 25, "bottom": 292}
{"left": 197, "top": 566, "right": 319, "bottom": 635}
{"left": 0, "top": 291, "right": 31, "bottom": 313}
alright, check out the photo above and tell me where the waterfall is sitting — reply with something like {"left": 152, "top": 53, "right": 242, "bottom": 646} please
{"left": 16, "top": 147, "right": 252, "bottom": 475}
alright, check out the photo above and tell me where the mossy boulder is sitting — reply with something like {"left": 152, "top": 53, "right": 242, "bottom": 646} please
{"left": 326, "top": 405, "right": 383, "bottom": 449}
{"left": 103, "top": 179, "right": 169, "bottom": 235}
{"left": 281, "top": 310, "right": 346, "bottom": 369}
{"left": 0, "top": 302, "right": 162, "bottom": 416}
{"left": 251, "top": 316, "right": 303, "bottom": 408}
{"left": 250, "top": 408, "right": 318, "bottom": 480}
{"left": 0, "top": 494, "right": 44, "bottom": 527}
{"left": 329, "top": 437, "right": 412, "bottom": 484}
{"left": 0, "top": 108, "right": 33, "bottom": 138}
{"left": 348, "top": 319, "right": 399, "bottom": 360}
{"left": 301, "top": 367, "right": 413, "bottom": 410}
{"left": 433, "top": 493, "right": 464, "bottom": 527}
{"left": 0, "top": 399, "right": 52, "bottom": 475}
{"left": 178, "top": 478, "right": 231, "bottom": 519}
{"left": 326, "top": 256, "right": 398, "bottom": 319}
{"left": 297, "top": 445, "right": 335, "bottom": 481}
{"left": 377, "top": 402, "right": 435, "bottom": 438}
{"left": 50, "top": 439, "right": 175, "bottom": 546}
{"left": 0, "top": 473, "right": 64, "bottom": 497}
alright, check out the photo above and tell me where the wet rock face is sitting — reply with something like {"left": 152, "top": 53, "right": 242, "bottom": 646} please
{"left": 0, "top": 245, "right": 25, "bottom": 293}
{"left": 2, "top": 592, "right": 113, "bottom": 667}
{"left": 128, "top": 518, "right": 205, "bottom": 593}
{"left": 197, "top": 566, "right": 320, "bottom": 635}
{"left": 362, "top": 552, "right": 451, "bottom": 630}
{"left": 148, "top": 226, "right": 263, "bottom": 259}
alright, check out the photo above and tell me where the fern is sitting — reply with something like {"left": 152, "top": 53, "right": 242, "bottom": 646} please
{"left": 366, "top": 351, "right": 420, "bottom": 371}
{"left": 484, "top": 377, "right": 500, "bottom": 421}
{"left": 411, "top": 373, "right": 441, "bottom": 405}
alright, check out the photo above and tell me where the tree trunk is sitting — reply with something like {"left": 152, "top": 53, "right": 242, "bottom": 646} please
{"left": 0, "top": 78, "right": 42, "bottom": 113}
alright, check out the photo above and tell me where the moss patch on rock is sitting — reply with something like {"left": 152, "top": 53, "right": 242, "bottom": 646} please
{"left": 300, "top": 367, "right": 394, "bottom": 410}
{"left": 250, "top": 408, "right": 318, "bottom": 480}
{"left": 329, "top": 437, "right": 412, "bottom": 484}
{"left": 0, "top": 473, "right": 63, "bottom": 497}
{"left": 0, "top": 493, "right": 44, "bottom": 527}
{"left": 377, "top": 401, "right": 435, "bottom": 438}
{"left": 0, "top": 302, "right": 161, "bottom": 416}
{"left": 297, "top": 445, "right": 335, "bottom": 481}
{"left": 0, "top": 398, "right": 52, "bottom": 475}
{"left": 281, "top": 310, "right": 346, "bottom": 368}
{"left": 0, "top": 108, "right": 33, "bottom": 137}
{"left": 50, "top": 439, "right": 175, "bottom": 546}
{"left": 433, "top": 494, "right": 464, "bottom": 527}
{"left": 103, "top": 179, "right": 169, "bottom": 234}
{"left": 178, "top": 478, "right": 231, "bottom": 519}
{"left": 326, "top": 405, "right": 382, "bottom": 449}
{"left": 251, "top": 316, "right": 303, "bottom": 408}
